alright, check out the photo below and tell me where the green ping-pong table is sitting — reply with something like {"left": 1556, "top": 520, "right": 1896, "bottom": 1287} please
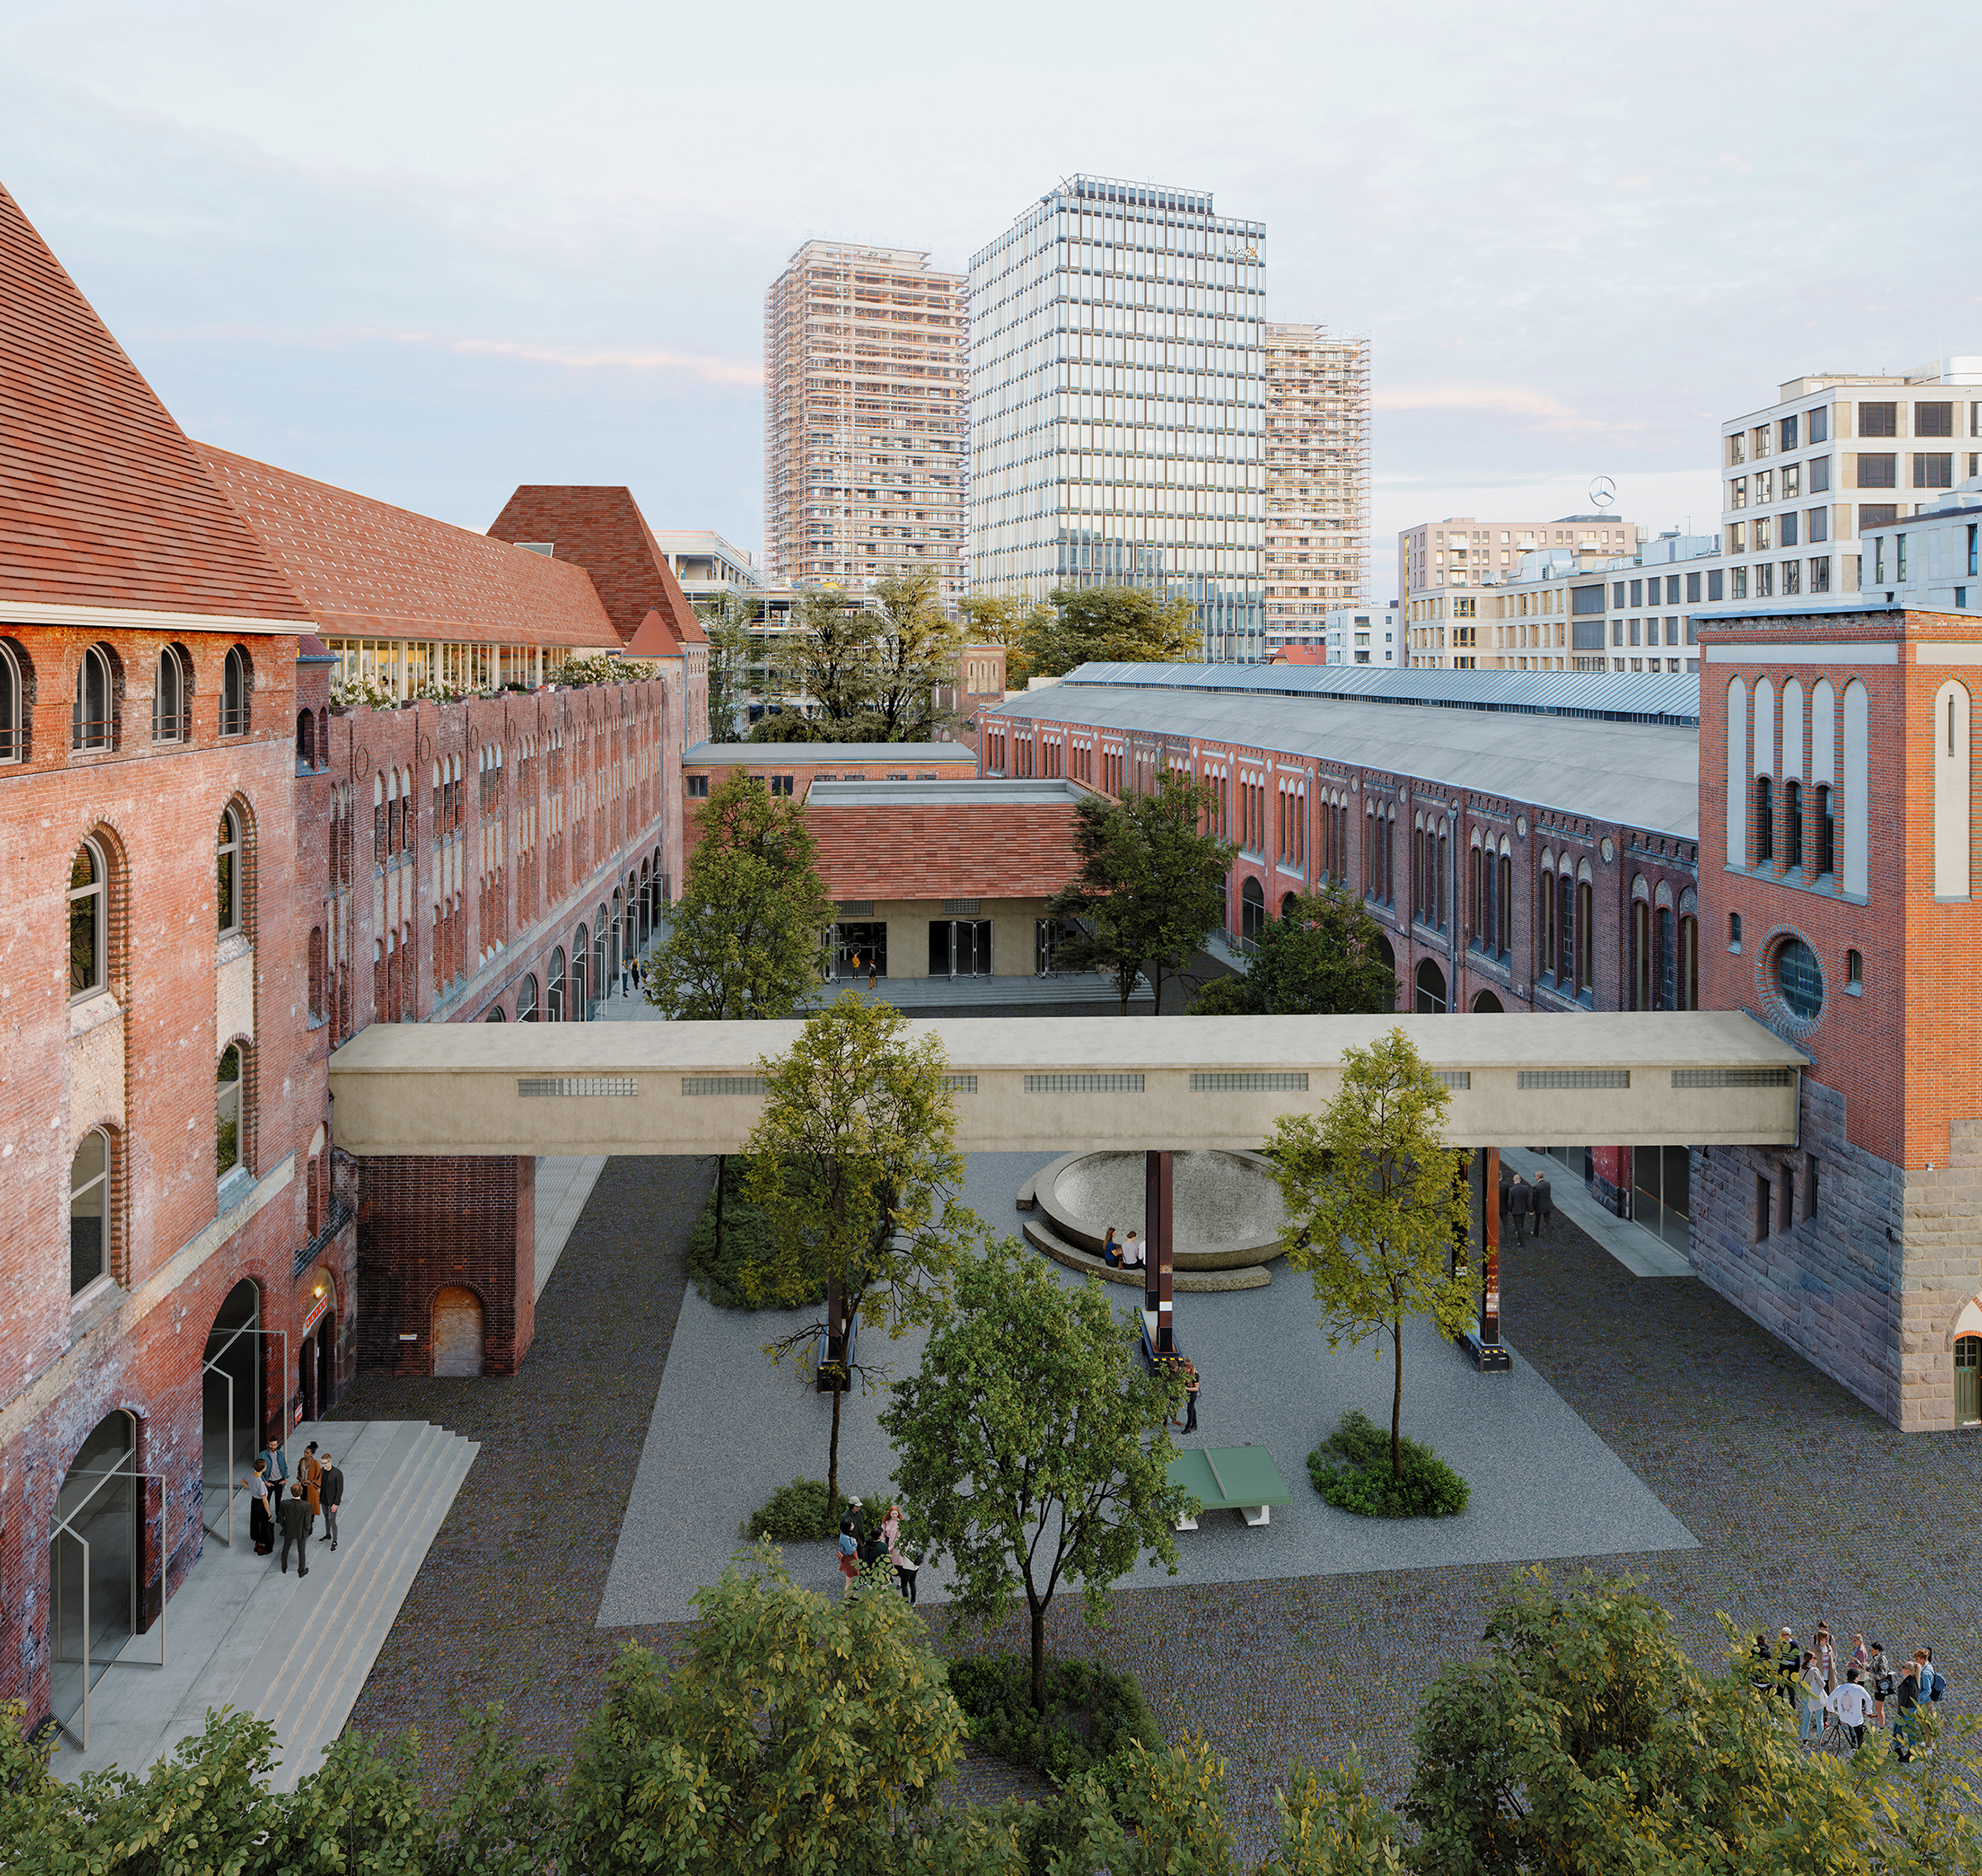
{"left": 1166, "top": 1444, "right": 1292, "bottom": 1530}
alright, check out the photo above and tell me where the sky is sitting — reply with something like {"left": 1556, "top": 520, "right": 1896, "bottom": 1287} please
{"left": 5, "top": 0, "right": 1978, "bottom": 591}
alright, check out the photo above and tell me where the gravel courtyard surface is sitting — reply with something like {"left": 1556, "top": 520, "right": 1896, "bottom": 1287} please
{"left": 333, "top": 1153, "right": 1982, "bottom": 1852}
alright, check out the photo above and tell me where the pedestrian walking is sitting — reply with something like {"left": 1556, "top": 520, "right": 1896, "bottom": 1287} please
{"left": 277, "top": 1480, "right": 312, "bottom": 1578}
{"left": 1182, "top": 1359, "right": 1200, "bottom": 1434}
{"left": 1508, "top": 1175, "right": 1531, "bottom": 1246}
{"left": 1534, "top": 1174, "right": 1554, "bottom": 1240}
{"left": 300, "top": 1441, "right": 323, "bottom": 1530}
{"left": 320, "top": 1451, "right": 344, "bottom": 1551}
{"left": 1832, "top": 1669, "right": 1873, "bottom": 1750}
{"left": 241, "top": 1458, "right": 275, "bottom": 1554}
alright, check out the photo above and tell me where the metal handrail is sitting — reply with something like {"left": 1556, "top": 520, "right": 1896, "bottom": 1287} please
{"left": 50, "top": 1462, "right": 171, "bottom": 1750}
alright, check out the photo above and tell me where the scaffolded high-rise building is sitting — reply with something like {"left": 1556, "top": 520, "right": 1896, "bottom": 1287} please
{"left": 762, "top": 241, "right": 967, "bottom": 600}
{"left": 1263, "top": 324, "right": 1371, "bottom": 652}
{"left": 967, "top": 174, "right": 1266, "bottom": 661}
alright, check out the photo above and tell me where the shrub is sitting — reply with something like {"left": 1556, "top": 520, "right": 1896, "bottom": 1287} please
{"left": 686, "top": 1162, "right": 823, "bottom": 1310}
{"left": 944, "top": 1653, "right": 1162, "bottom": 1787}
{"left": 1306, "top": 1408, "right": 1469, "bottom": 1519}
{"left": 741, "top": 1477, "right": 886, "bottom": 1542}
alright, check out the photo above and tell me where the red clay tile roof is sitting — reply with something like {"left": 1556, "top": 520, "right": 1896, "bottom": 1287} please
{"left": 196, "top": 445, "right": 620, "bottom": 649}
{"left": 486, "top": 485, "right": 706, "bottom": 647}
{"left": 805, "top": 802, "right": 1081, "bottom": 900}
{"left": 0, "top": 183, "right": 310, "bottom": 621}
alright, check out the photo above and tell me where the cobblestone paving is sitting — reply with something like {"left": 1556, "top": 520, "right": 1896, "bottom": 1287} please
{"left": 334, "top": 1162, "right": 1982, "bottom": 1854}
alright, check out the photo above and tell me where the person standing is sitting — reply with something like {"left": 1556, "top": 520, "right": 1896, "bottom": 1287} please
{"left": 1796, "top": 1650, "right": 1826, "bottom": 1747}
{"left": 848, "top": 1497, "right": 867, "bottom": 1547}
{"left": 1832, "top": 1670, "right": 1873, "bottom": 1751}
{"left": 1868, "top": 1642, "right": 1894, "bottom": 1728}
{"left": 1775, "top": 1627, "right": 1802, "bottom": 1704}
{"left": 241, "top": 1458, "right": 275, "bottom": 1555}
{"left": 1182, "top": 1360, "right": 1200, "bottom": 1434}
{"left": 277, "top": 1480, "right": 312, "bottom": 1577}
{"left": 836, "top": 1518, "right": 859, "bottom": 1587}
{"left": 320, "top": 1451, "right": 345, "bottom": 1551}
{"left": 1508, "top": 1176, "right": 1531, "bottom": 1247}
{"left": 895, "top": 1543, "right": 920, "bottom": 1606}
{"left": 263, "top": 1433, "right": 289, "bottom": 1498}
{"left": 1814, "top": 1623, "right": 1836, "bottom": 1693}
{"left": 300, "top": 1441, "right": 323, "bottom": 1531}
{"left": 1893, "top": 1656, "right": 1925, "bottom": 1761}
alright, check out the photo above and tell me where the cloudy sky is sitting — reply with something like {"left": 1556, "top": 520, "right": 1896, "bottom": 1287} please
{"left": 5, "top": 0, "right": 1976, "bottom": 585}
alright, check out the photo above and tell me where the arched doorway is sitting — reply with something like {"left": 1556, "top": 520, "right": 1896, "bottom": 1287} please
{"left": 432, "top": 1286, "right": 485, "bottom": 1377}
{"left": 1471, "top": 989, "right": 1504, "bottom": 1013}
{"left": 1957, "top": 1334, "right": 1981, "bottom": 1425}
{"left": 298, "top": 1271, "right": 337, "bottom": 1423}
{"left": 50, "top": 1410, "right": 140, "bottom": 1748}
{"left": 1280, "top": 891, "right": 1301, "bottom": 921}
{"left": 609, "top": 889, "right": 623, "bottom": 993}
{"left": 203, "top": 1281, "right": 262, "bottom": 1544}
{"left": 1415, "top": 958, "right": 1447, "bottom": 1014}
{"left": 1241, "top": 876, "right": 1266, "bottom": 946}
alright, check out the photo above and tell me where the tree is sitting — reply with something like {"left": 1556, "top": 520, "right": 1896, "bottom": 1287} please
{"left": 776, "top": 584, "right": 882, "bottom": 735}
{"left": 1018, "top": 583, "right": 1201, "bottom": 680}
{"left": 1046, "top": 770, "right": 1235, "bottom": 1014}
{"left": 564, "top": 1546, "right": 966, "bottom": 1876}
{"left": 867, "top": 567, "right": 966, "bottom": 742}
{"left": 696, "top": 587, "right": 760, "bottom": 742}
{"left": 958, "top": 591, "right": 1044, "bottom": 691}
{"left": 647, "top": 769, "right": 832, "bottom": 1261}
{"left": 739, "top": 997, "right": 977, "bottom": 1520}
{"left": 1270, "top": 1029, "right": 1473, "bottom": 1482}
{"left": 1189, "top": 886, "right": 1397, "bottom": 1016}
{"left": 881, "top": 1238, "right": 1190, "bottom": 1713}
{"left": 1402, "top": 1569, "right": 1942, "bottom": 1876}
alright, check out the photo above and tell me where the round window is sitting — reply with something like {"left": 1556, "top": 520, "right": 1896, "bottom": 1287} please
{"left": 1774, "top": 936, "right": 1823, "bottom": 1020}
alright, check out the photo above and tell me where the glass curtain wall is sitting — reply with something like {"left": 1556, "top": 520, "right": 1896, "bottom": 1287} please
{"left": 968, "top": 174, "right": 1267, "bottom": 661}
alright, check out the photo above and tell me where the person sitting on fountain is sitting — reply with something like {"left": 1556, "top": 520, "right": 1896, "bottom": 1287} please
{"left": 1101, "top": 1225, "right": 1121, "bottom": 1266}
{"left": 1121, "top": 1229, "right": 1145, "bottom": 1269}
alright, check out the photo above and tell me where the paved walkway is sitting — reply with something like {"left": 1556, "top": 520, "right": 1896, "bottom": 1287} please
{"left": 534, "top": 1156, "right": 606, "bottom": 1298}
{"left": 52, "top": 1417, "right": 475, "bottom": 1787}
{"left": 1500, "top": 1148, "right": 1694, "bottom": 1278}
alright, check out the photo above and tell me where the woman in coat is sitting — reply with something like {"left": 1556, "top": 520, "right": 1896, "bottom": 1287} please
{"left": 241, "top": 1458, "right": 274, "bottom": 1554}
{"left": 300, "top": 1442, "right": 323, "bottom": 1525}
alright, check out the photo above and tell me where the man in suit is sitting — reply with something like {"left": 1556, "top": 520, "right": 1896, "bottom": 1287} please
{"left": 277, "top": 1479, "right": 313, "bottom": 1577}
{"left": 320, "top": 1451, "right": 345, "bottom": 1551}
{"left": 1533, "top": 1174, "right": 1554, "bottom": 1240}
{"left": 1508, "top": 1174, "right": 1531, "bottom": 1245}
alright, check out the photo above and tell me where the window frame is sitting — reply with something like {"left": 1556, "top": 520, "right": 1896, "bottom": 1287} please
{"left": 72, "top": 642, "right": 116, "bottom": 752}
{"left": 220, "top": 645, "right": 251, "bottom": 738}
{"left": 217, "top": 805, "right": 242, "bottom": 937}
{"left": 69, "top": 1127, "right": 112, "bottom": 1298}
{"left": 0, "top": 637, "right": 26, "bottom": 764}
{"left": 154, "top": 645, "right": 190, "bottom": 744}
{"left": 217, "top": 1042, "right": 246, "bottom": 1183}
{"left": 69, "top": 838, "right": 108, "bottom": 1002}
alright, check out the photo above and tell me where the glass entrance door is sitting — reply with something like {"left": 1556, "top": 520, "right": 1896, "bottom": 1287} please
{"left": 928, "top": 920, "right": 991, "bottom": 977}
{"left": 833, "top": 922, "right": 887, "bottom": 980}
{"left": 1631, "top": 1144, "right": 1692, "bottom": 1253}
{"left": 50, "top": 1412, "right": 141, "bottom": 1750}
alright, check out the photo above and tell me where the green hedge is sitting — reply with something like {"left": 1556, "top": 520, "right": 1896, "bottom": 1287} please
{"left": 1306, "top": 1408, "right": 1469, "bottom": 1519}
{"left": 741, "top": 1477, "right": 887, "bottom": 1543}
{"left": 944, "top": 1654, "right": 1162, "bottom": 1786}
{"left": 687, "top": 1161, "right": 824, "bottom": 1310}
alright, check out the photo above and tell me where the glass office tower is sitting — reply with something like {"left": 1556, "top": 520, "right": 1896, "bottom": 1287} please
{"left": 967, "top": 175, "right": 1266, "bottom": 661}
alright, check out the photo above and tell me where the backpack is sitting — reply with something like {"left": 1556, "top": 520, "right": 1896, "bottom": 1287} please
{"left": 1931, "top": 1671, "right": 1947, "bottom": 1702}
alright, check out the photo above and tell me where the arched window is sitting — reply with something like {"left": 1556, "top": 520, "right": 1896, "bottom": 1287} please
{"left": 308, "top": 927, "right": 326, "bottom": 1023}
{"left": 1754, "top": 776, "right": 1774, "bottom": 866}
{"left": 1539, "top": 869, "right": 1555, "bottom": 977}
{"left": 1575, "top": 876, "right": 1593, "bottom": 995}
{"left": 1784, "top": 778, "right": 1803, "bottom": 871}
{"left": 220, "top": 646, "right": 251, "bottom": 737}
{"left": 1415, "top": 957, "right": 1446, "bottom": 1014}
{"left": 1957, "top": 1334, "right": 1981, "bottom": 1426}
{"left": 69, "top": 839, "right": 107, "bottom": 1000}
{"left": 485, "top": 1005, "right": 505, "bottom": 1021}
{"left": 70, "top": 1129, "right": 110, "bottom": 1295}
{"left": 0, "top": 637, "right": 27, "bottom": 763}
{"left": 572, "top": 924, "right": 589, "bottom": 1019}
{"left": 518, "top": 974, "right": 539, "bottom": 1022}
{"left": 295, "top": 709, "right": 315, "bottom": 769}
{"left": 72, "top": 642, "right": 114, "bottom": 751}
{"left": 1631, "top": 897, "right": 1651, "bottom": 1010}
{"left": 1241, "top": 876, "right": 1266, "bottom": 946}
{"left": 1471, "top": 989, "right": 1503, "bottom": 1013}
{"left": 594, "top": 905, "right": 608, "bottom": 1006}
{"left": 1678, "top": 915, "right": 1700, "bottom": 1010}
{"left": 548, "top": 947, "right": 566, "bottom": 1022}
{"left": 1815, "top": 784, "right": 1835, "bottom": 876}
{"left": 217, "top": 807, "right": 241, "bottom": 935}
{"left": 217, "top": 1044, "right": 244, "bottom": 1180}
{"left": 154, "top": 647, "right": 189, "bottom": 743}
{"left": 1279, "top": 891, "right": 1300, "bottom": 921}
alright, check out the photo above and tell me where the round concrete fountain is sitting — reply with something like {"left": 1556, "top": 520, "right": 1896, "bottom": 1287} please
{"left": 1019, "top": 1148, "right": 1290, "bottom": 1290}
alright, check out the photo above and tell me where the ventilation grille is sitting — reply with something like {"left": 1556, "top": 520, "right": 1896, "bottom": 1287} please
{"left": 1432, "top": 1071, "right": 1472, "bottom": 1091}
{"left": 943, "top": 899, "right": 981, "bottom": 915}
{"left": 1517, "top": 1069, "right": 1629, "bottom": 1090}
{"left": 1672, "top": 1067, "right": 1793, "bottom": 1087}
{"left": 681, "top": 1076, "right": 767, "bottom": 1096}
{"left": 1190, "top": 1072, "right": 1309, "bottom": 1092}
{"left": 942, "top": 1075, "right": 978, "bottom": 1093}
{"left": 837, "top": 901, "right": 874, "bottom": 918}
{"left": 1025, "top": 1073, "right": 1144, "bottom": 1094}
{"left": 518, "top": 1076, "right": 638, "bottom": 1098}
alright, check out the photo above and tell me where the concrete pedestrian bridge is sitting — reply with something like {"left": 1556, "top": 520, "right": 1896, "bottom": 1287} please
{"left": 327, "top": 1011, "right": 1804, "bottom": 1158}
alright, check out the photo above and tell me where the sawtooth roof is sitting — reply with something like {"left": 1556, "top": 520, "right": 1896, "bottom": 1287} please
{"left": 992, "top": 665, "right": 1702, "bottom": 840}
{"left": 196, "top": 445, "right": 620, "bottom": 648}
{"left": 0, "top": 183, "right": 309, "bottom": 622}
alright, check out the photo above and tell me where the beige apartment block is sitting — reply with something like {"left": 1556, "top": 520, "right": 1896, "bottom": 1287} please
{"left": 763, "top": 241, "right": 967, "bottom": 600}
{"left": 1264, "top": 324, "right": 1370, "bottom": 645}
{"left": 1399, "top": 514, "right": 1639, "bottom": 668}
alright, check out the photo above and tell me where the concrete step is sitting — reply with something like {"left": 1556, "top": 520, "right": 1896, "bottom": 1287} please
{"left": 1023, "top": 1215, "right": 1272, "bottom": 1291}
{"left": 227, "top": 1420, "right": 480, "bottom": 1790}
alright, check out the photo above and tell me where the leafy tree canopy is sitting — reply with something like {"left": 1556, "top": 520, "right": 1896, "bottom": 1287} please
{"left": 1189, "top": 885, "right": 1397, "bottom": 1015}
{"left": 768, "top": 570, "right": 964, "bottom": 742}
{"left": 695, "top": 587, "right": 760, "bottom": 743}
{"left": 957, "top": 591, "right": 1044, "bottom": 691}
{"left": 1019, "top": 583, "right": 1201, "bottom": 680}
{"left": 1047, "top": 770, "right": 1235, "bottom": 1014}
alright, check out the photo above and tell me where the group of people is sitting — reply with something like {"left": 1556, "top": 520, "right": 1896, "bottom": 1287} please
{"left": 1099, "top": 1226, "right": 1145, "bottom": 1271}
{"left": 1753, "top": 1623, "right": 1948, "bottom": 1759}
{"left": 1497, "top": 1168, "right": 1554, "bottom": 1244}
{"left": 836, "top": 1497, "right": 920, "bottom": 1602}
{"left": 239, "top": 1434, "right": 343, "bottom": 1579}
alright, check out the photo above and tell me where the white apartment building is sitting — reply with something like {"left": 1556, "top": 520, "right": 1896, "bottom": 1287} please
{"left": 1710, "top": 360, "right": 1982, "bottom": 616}
{"left": 1859, "top": 477, "right": 1982, "bottom": 611}
{"left": 762, "top": 241, "right": 968, "bottom": 600}
{"left": 967, "top": 174, "right": 1266, "bottom": 661}
{"left": 1264, "top": 324, "right": 1370, "bottom": 644}
{"left": 1400, "top": 515, "right": 1641, "bottom": 669}
{"left": 650, "top": 529, "right": 764, "bottom": 602}
{"left": 1321, "top": 602, "right": 1396, "bottom": 665}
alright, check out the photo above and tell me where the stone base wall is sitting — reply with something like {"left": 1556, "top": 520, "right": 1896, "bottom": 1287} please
{"left": 1688, "top": 1077, "right": 1961, "bottom": 1427}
